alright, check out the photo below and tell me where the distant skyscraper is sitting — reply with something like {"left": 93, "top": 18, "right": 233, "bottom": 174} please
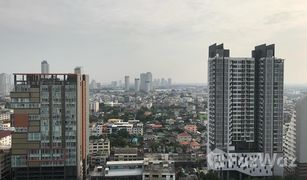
{"left": 118, "top": 80, "right": 123, "bottom": 88}
{"left": 167, "top": 78, "right": 172, "bottom": 86}
{"left": 10, "top": 70, "right": 89, "bottom": 179}
{"left": 96, "top": 83, "right": 102, "bottom": 89}
{"left": 41, "top": 60, "right": 49, "bottom": 74}
{"left": 295, "top": 95, "right": 307, "bottom": 179}
{"left": 124, "top": 76, "right": 130, "bottom": 91}
{"left": 0, "top": 73, "right": 12, "bottom": 96}
{"left": 145, "top": 81, "right": 151, "bottom": 92}
{"left": 145, "top": 72, "right": 152, "bottom": 91}
{"left": 90, "top": 80, "right": 97, "bottom": 90}
{"left": 140, "top": 73, "right": 147, "bottom": 92}
{"left": 135, "top": 78, "right": 140, "bottom": 92}
{"left": 161, "top": 78, "right": 166, "bottom": 87}
{"left": 139, "top": 73, "right": 153, "bottom": 92}
{"left": 74, "top": 66, "right": 83, "bottom": 74}
{"left": 208, "top": 43, "right": 284, "bottom": 177}
{"left": 111, "top": 81, "right": 117, "bottom": 88}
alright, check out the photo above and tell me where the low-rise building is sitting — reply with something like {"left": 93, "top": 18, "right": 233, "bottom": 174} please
{"left": 112, "top": 148, "right": 142, "bottom": 161}
{"left": 105, "top": 161, "right": 143, "bottom": 179}
{"left": 90, "top": 161, "right": 143, "bottom": 180}
{"left": 143, "top": 158, "right": 175, "bottom": 180}
{"left": 0, "top": 109, "right": 11, "bottom": 122}
{"left": 89, "top": 139, "right": 110, "bottom": 167}
{"left": 102, "top": 121, "right": 143, "bottom": 135}
{"left": 132, "top": 123, "right": 143, "bottom": 136}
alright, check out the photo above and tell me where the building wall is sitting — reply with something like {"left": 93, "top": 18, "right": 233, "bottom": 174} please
{"left": 124, "top": 76, "right": 130, "bottom": 91}
{"left": 283, "top": 111, "right": 296, "bottom": 174}
{"left": 10, "top": 73, "right": 89, "bottom": 180}
{"left": 208, "top": 43, "right": 284, "bottom": 177}
{"left": 0, "top": 135, "right": 11, "bottom": 146}
{"left": 0, "top": 73, "right": 12, "bottom": 97}
{"left": 208, "top": 44, "right": 255, "bottom": 152}
{"left": 296, "top": 96, "right": 307, "bottom": 163}
{"left": 252, "top": 44, "right": 284, "bottom": 155}
{"left": 0, "top": 148, "right": 11, "bottom": 180}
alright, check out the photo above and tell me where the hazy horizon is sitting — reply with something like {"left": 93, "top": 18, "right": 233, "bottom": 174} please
{"left": 0, "top": 0, "right": 306, "bottom": 84}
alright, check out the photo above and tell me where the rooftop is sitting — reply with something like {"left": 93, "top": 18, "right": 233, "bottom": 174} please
{"left": 0, "top": 130, "right": 12, "bottom": 139}
{"left": 114, "top": 147, "right": 138, "bottom": 155}
{"left": 105, "top": 168, "right": 143, "bottom": 177}
{"left": 106, "top": 160, "right": 144, "bottom": 166}
{"left": 177, "top": 132, "right": 191, "bottom": 137}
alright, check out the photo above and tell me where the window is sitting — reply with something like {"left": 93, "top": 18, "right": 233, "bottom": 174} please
{"left": 11, "top": 155, "right": 27, "bottom": 167}
{"left": 28, "top": 133, "right": 41, "bottom": 141}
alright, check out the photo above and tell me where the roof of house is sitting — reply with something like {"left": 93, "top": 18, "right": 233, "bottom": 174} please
{"left": 185, "top": 125, "right": 197, "bottom": 128}
{"left": 190, "top": 141, "right": 200, "bottom": 146}
{"left": 177, "top": 132, "right": 191, "bottom": 137}
{"left": 0, "top": 130, "right": 12, "bottom": 139}
{"left": 180, "top": 141, "right": 190, "bottom": 145}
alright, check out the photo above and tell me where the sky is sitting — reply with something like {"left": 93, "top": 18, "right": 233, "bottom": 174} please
{"left": 0, "top": 0, "right": 306, "bottom": 84}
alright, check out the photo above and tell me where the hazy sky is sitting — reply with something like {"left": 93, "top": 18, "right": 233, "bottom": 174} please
{"left": 0, "top": 0, "right": 306, "bottom": 84}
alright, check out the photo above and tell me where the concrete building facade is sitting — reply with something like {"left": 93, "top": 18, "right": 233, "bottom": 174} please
{"left": 296, "top": 96, "right": 307, "bottom": 179}
{"left": 10, "top": 72, "right": 89, "bottom": 180}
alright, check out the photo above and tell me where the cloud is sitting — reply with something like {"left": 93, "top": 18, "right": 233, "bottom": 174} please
{"left": 0, "top": 0, "right": 306, "bottom": 83}
{"left": 264, "top": 11, "right": 305, "bottom": 25}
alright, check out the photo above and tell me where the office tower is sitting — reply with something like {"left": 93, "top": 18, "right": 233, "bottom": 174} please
{"left": 124, "top": 76, "right": 130, "bottom": 91}
{"left": 10, "top": 71, "right": 89, "bottom": 180}
{"left": 208, "top": 43, "right": 284, "bottom": 177}
{"left": 296, "top": 95, "right": 307, "bottom": 179}
{"left": 41, "top": 60, "right": 49, "bottom": 74}
{"left": 0, "top": 73, "right": 12, "bottom": 96}
{"left": 135, "top": 78, "right": 140, "bottom": 92}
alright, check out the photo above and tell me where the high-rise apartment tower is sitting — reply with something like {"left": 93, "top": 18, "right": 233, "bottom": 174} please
{"left": 208, "top": 43, "right": 284, "bottom": 177}
{"left": 10, "top": 71, "right": 89, "bottom": 180}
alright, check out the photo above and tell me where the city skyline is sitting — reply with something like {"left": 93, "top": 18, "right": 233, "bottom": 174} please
{"left": 1, "top": 1, "right": 307, "bottom": 179}
{"left": 0, "top": 0, "right": 306, "bottom": 84}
